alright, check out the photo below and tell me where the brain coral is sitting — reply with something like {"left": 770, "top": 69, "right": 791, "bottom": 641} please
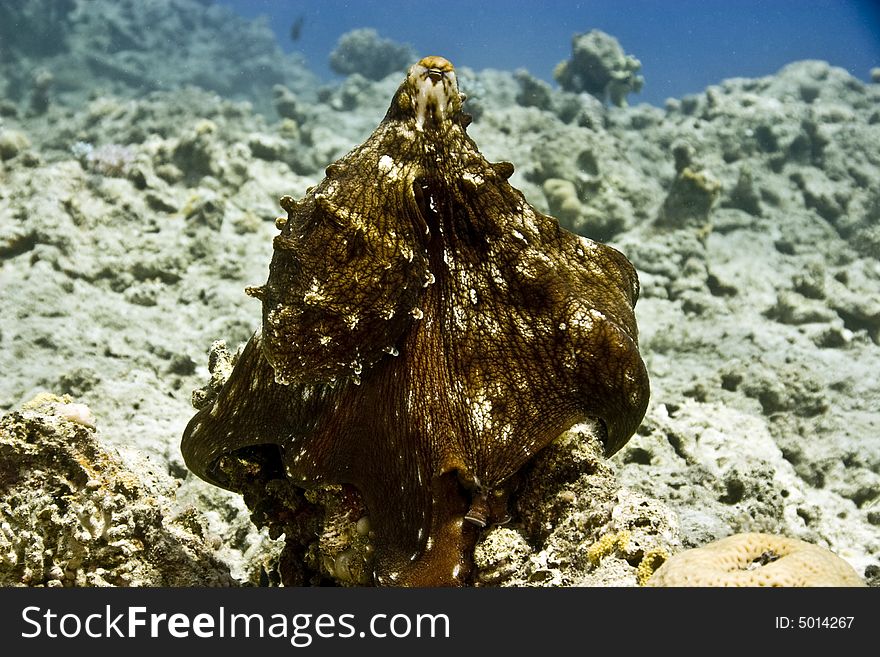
{"left": 647, "top": 533, "right": 866, "bottom": 587}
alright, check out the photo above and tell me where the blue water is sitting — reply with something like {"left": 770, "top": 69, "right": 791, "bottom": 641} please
{"left": 219, "top": 0, "right": 880, "bottom": 105}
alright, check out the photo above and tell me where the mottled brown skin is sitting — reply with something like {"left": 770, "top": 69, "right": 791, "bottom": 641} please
{"left": 181, "top": 56, "right": 649, "bottom": 586}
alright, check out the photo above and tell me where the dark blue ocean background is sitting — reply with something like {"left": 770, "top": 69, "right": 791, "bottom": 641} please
{"left": 219, "top": 0, "right": 880, "bottom": 105}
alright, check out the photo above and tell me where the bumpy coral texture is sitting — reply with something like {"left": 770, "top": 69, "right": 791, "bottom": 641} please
{"left": 554, "top": 29, "right": 643, "bottom": 106}
{"left": 329, "top": 28, "right": 416, "bottom": 81}
{"left": 0, "top": 395, "right": 234, "bottom": 587}
{"left": 647, "top": 532, "right": 866, "bottom": 587}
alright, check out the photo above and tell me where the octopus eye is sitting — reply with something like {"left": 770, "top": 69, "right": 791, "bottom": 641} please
{"left": 425, "top": 68, "right": 445, "bottom": 83}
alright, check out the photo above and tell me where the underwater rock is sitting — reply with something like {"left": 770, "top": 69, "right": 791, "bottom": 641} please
{"left": 619, "top": 400, "right": 877, "bottom": 578}
{"left": 554, "top": 29, "right": 644, "bottom": 107}
{"left": 272, "top": 84, "right": 306, "bottom": 123}
{"left": 721, "top": 166, "right": 763, "bottom": 216}
{"left": 0, "top": 129, "right": 30, "bottom": 160}
{"left": 514, "top": 69, "right": 555, "bottom": 112}
{"left": 474, "top": 423, "right": 679, "bottom": 587}
{"left": 651, "top": 141, "right": 721, "bottom": 229}
{"left": 76, "top": 142, "right": 138, "bottom": 178}
{"left": 28, "top": 69, "right": 53, "bottom": 115}
{"left": 0, "top": 394, "right": 235, "bottom": 586}
{"left": 513, "top": 123, "right": 644, "bottom": 240}
{"left": 790, "top": 167, "right": 848, "bottom": 223}
{"left": 656, "top": 166, "right": 721, "bottom": 228}
{"left": 182, "top": 57, "right": 650, "bottom": 586}
{"left": 764, "top": 290, "right": 837, "bottom": 326}
{"left": 543, "top": 178, "right": 583, "bottom": 225}
{"left": 329, "top": 28, "right": 417, "bottom": 81}
{"left": 541, "top": 177, "right": 631, "bottom": 241}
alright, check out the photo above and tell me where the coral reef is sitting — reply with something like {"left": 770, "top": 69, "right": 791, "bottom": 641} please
{"left": 473, "top": 424, "right": 679, "bottom": 586}
{"left": 554, "top": 30, "right": 644, "bottom": 106}
{"left": 647, "top": 532, "right": 866, "bottom": 586}
{"left": 0, "top": 395, "right": 234, "bottom": 586}
{"left": 0, "top": 0, "right": 876, "bottom": 587}
{"left": 656, "top": 166, "right": 721, "bottom": 228}
{"left": 329, "top": 28, "right": 417, "bottom": 81}
{"left": 514, "top": 69, "right": 555, "bottom": 111}
{"left": 72, "top": 141, "right": 138, "bottom": 178}
{"left": 0, "top": 129, "right": 30, "bottom": 160}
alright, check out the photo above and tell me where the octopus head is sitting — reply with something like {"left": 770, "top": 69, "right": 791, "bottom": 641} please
{"left": 388, "top": 56, "right": 463, "bottom": 131}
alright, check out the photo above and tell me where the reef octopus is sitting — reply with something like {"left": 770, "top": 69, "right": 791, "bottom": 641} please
{"left": 181, "top": 56, "right": 650, "bottom": 586}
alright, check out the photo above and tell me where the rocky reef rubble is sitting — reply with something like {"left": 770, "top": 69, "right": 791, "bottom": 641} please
{"left": 554, "top": 29, "right": 644, "bottom": 106}
{"left": 475, "top": 424, "right": 679, "bottom": 586}
{"left": 329, "top": 28, "right": 417, "bottom": 81}
{"left": 0, "top": 394, "right": 236, "bottom": 586}
{"left": 0, "top": 0, "right": 877, "bottom": 586}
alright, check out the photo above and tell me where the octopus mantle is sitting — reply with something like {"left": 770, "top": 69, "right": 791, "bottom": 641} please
{"left": 181, "top": 56, "right": 650, "bottom": 586}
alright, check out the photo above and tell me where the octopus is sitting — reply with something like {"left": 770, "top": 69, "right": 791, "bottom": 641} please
{"left": 181, "top": 56, "right": 650, "bottom": 586}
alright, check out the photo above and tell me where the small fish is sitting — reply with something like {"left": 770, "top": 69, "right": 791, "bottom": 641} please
{"left": 290, "top": 15, "right": 305, "bottom": 42}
